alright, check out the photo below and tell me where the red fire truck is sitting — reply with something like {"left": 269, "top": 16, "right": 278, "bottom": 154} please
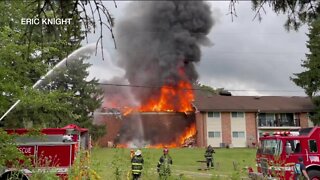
{"left": 249, "top": 127, "right": 320, "bottom": 179}
{"left": 0, "top": 124, "right": 91, "bottom": 180}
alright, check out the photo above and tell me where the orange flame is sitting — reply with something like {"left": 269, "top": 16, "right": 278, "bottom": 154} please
{"left": 103, "top": 77, "right": 196, "bottom": 148}
{"left": 147, "top": 123, "right": 196, "bottom": 148}
{"left": 179, "top": 123, "right": 196, "bottom": 145}
{"left": 122, "top": 107, "right": 134, "bottom": 116}
{"left": 116, "top": 144, "right": 128, "bottom": 148}
{"left": 140, "top": 81, "right": 194, "bottom": 112}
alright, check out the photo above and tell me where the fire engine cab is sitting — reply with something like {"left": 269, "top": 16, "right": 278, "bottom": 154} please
{"left": 249, "top": 127, "right": 320, "bottom": 179}
{"left": 0, "top": 124, "right": 91, "bottom": 180}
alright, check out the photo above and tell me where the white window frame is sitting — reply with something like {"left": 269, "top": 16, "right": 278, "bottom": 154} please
{"left": 231, "top": 112, "right": 244, "bottom": 118}
{"left": 232, "top": 131, "right": 245, "bottom": 138}
{"left": 208, "top": 131, "right": 221, "bottom": 138}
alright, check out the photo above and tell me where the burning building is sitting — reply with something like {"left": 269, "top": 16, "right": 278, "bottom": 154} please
{"left": 93, "top": 2, "right": 315, "bottom": 148}
{"left": 95, "top": 1, "right": 214, "bottom": 148}
{"left": 95, "top": 83, "right": 198, "bottom": 148}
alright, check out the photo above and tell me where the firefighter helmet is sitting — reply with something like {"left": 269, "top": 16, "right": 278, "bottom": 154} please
{"left": 135, "top": 150, "right": 142, "bottom": 156}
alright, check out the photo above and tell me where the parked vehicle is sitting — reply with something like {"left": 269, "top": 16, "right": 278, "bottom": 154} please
{"left": 249, "top": 127, "right": 320, "bottom": 179}
{"left": 0, "top": 124, "right": 91, "bottom": 180}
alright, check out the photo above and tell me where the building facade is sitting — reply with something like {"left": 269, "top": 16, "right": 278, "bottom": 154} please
{"left": 193, "top": 93, "right": 315, "bottom": 148}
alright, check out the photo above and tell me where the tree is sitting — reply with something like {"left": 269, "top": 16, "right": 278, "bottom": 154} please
{"left": 193, "top": 81, "right": 229, "bottom": 95}
{"left": 227, "top": 0, "right": 319, "bottom": 31}
{"left": 24, "top": 0, "right": 116, "bottom": 60}
{"left": 39, "top": 58, "right": 105, "bottom": 140}
{"left": 0, "top": 2, "right": 47, "bottom": 124}
{"left": 0, "top": 129, "right": 26, "bottom": 167}
{"left": 251, "top": 0, "right": 319, "bottom": 31}
{"left": 291, "top": 17, "right": 320, "bottom": 124}
{"left": 0, "top": 0, "right": 106, "bottom": 140}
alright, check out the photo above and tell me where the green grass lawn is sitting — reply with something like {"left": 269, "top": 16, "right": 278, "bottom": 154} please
{"left": 90, "top": 148, "right": 256, "bottom": 180}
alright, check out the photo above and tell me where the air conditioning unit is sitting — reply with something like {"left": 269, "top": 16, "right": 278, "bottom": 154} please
{"left": 220, "top": 143, "right": 226, "bottom": 148}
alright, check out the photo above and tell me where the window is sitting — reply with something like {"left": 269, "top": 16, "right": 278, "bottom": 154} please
{"left": 231, "top": 112, "right": 244, "bottom": 118}
{"left": 280, "top": 113, "right": 294, "bottom": 126}
{"left": 286, "top": 140, "right": 301, "bottom": 153}
{"left": 260, "top": 139, "right": 282, "bottom": 156}
{"left": 258, "top": 113, "right": 275, "bottom": 126}
{"left": 213, "top": 112, "right": 220, "bottom": 118}
{"left": 208, "top": 131, "right": 221, "bottom": 138}
{"left": 208, "top": 112, "right": 220, "bottom": 118}
{"left": 232, "top": 131, "right": 245, "bottom": 138}
{"left": 309, "top": 140, "right": 318, "bottom": 153}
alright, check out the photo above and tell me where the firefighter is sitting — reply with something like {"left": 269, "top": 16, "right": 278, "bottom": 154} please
{"left": 131, "top": 150, "right": 144, "bottom": 180}
{"left": 294, "top": 156, "right": 310, "bottom": 180}
{"left": 157, "top": 148, "right": 173, "bottom": 180}
{"left": 204, "top": 145, "right": 215, "bottom": 169}
{"left": 130, "top": 149, "right": 135, "bottom": 159}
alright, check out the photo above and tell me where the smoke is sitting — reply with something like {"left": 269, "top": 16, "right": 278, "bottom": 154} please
{"left": 101, "top": 76, "right": 139, "bottom": 108}
{"left": 115, "top": 1, "right": 214, "bottom": 104}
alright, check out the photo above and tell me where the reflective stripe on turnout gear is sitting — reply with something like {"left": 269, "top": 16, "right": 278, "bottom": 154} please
{"left": 132, "top": 170, "right": 142, "bottom": 172}
{"left": 132, "top": 163, "right": 142, "bottom": 165}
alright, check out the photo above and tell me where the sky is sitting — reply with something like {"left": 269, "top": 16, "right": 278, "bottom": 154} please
{"left": 85, "top": 1, "right": 309, "bottom": 96}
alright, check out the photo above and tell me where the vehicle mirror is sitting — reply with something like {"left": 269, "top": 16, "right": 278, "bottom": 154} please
{"left": 285, "top": 143, "right": 292, "bottom": 155}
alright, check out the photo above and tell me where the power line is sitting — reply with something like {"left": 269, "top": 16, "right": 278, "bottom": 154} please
{"left": 25, "top": 77, "right": 305, "bottom": 93}
{"left": 96, "top": 82, "right": 304, "bottom": 92}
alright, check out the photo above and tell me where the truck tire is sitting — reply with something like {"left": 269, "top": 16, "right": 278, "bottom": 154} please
{"left": 0, "top": 171, "right": 28, "bottom": 180}
{"left": 308, "top": 170, "right": 320, "bottom": 180}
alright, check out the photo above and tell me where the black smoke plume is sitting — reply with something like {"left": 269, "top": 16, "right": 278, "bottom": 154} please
{"left": 116, "top": 1, "right": 214, "bottom": 104}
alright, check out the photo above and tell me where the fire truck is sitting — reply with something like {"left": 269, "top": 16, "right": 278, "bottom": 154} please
{"left": 0, "top": 124, "right": 92, "bottom": 180}
{"left": 249, "top": 127, "right": 320, "bottom": 179}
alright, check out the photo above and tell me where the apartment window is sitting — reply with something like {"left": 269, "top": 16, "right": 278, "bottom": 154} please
{"left": 208, "top": 112, "right": 220, "bottom": 118}
{"left": 208, "top": 131, "right": 221, "bottom": 138}
{"left": 231, "top": 112, "right": 244, "bottom": 118}
{"left": 309, "top": 140, "right": 318, "bottom": 153}
{"left": 232, "top": 131, "right": 245, "bottom": 138}
{"left": 259, "top": 113, "right": 275, "bottom": 126}
{"left": 279, "top": 113, "right": 294, "bottom": 126}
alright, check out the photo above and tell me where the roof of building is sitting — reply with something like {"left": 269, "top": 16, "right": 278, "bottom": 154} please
{"left": 193, "top": 90, "right": 315, "bottom": 113}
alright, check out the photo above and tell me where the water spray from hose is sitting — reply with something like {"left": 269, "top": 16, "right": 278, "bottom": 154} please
{"left": 0, "top": 43, "right": 97, "bottom": 122}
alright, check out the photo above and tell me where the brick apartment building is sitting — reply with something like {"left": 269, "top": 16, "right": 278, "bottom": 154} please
{"left": 193, "top": 91, "right": 315, "bottom": 148}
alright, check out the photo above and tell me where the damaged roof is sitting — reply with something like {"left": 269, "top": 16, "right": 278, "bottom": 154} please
{"left": 193, "top": 90, "right": 315, "bottom": 113}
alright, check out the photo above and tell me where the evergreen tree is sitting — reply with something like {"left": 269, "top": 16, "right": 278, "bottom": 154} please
{"left": 292, "top": 17, "right": 320, "bottom": 124}
{"left": 39, "top": 58, "right": 105, "bottom": 140}
{"left": 250, "top": 0, "right": 320, "bottom": 31}
{"left": 0, "top": 1, "right": 106, "bottom": 139}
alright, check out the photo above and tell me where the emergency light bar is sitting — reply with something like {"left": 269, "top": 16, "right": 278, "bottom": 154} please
{"left": 273, "top": 131, "right": 290, "bottom": 136}
{"left": 262, "top": 131, "right": 291, "bottom": 137}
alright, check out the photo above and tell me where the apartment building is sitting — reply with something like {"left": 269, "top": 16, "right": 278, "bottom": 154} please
{"left": 193, "top": 91, "right": 315, "bottom": 148}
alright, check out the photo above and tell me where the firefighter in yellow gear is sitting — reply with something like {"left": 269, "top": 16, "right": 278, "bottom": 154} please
{"left": 131, "top": 150, "right": 144, "bottom": 180}
{"left": 157, "top": 148, "right": 173, "bottom": 180}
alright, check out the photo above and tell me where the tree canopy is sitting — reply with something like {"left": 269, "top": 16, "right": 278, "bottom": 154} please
{"left": 250, "top": 0, "right": 319, "bottom": 31}
{"left": 0, "top": 0, "right": 107, "bottom": 139}
{"left": 291, "top": 17, "right": 320, "bottom": 124}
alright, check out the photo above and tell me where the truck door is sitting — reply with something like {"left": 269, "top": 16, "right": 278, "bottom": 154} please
{"left": 307, "top": 139, "right": 319, "bottom": 163}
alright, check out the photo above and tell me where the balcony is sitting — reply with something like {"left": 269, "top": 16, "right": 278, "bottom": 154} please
{"left": 258, "top": 119, "right": 300, "bottom": 129}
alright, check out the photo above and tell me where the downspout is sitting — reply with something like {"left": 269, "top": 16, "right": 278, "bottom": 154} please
{"left": 256, "top": 110, "right": 260, "bottom": 146}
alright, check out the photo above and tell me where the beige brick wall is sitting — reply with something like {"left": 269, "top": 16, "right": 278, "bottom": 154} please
{"left": 221, "top": 112, "right": 231, "bottom": 145}
{"left": 197, "top": 111, "right": 311, "bottom": 148}
{"left": 206, "top": 113, "right": 222, "bottom": 147}
{"left": 245, "top": 113, "right": 257, "bottom": 147}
